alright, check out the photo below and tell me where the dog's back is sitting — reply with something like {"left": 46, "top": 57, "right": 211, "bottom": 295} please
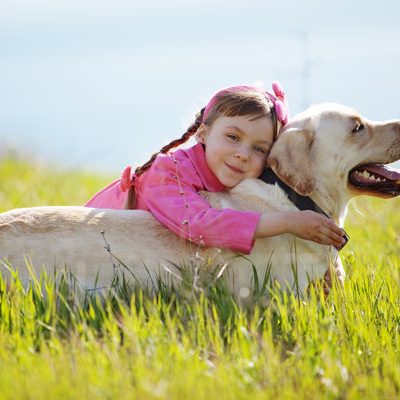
{"left": 0, "top": 206, "right": 197, "bottom": 289}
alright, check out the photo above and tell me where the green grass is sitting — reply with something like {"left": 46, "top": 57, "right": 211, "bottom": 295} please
{"left": 0, "top": 153, "right": 399, "bottom": 399}
{"left": 0, "top": 152, "right": 110, "bottom": 210}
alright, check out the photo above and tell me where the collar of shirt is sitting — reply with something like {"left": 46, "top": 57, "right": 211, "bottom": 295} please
{"left": 184, "top": 143, "right": 226, "bottom": 192}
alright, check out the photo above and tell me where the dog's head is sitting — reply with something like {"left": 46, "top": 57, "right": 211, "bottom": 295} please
{"left": 268, "top": 103, "right": 400, "bottom": 199}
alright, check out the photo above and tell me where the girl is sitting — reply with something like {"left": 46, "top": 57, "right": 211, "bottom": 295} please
{"left": 85, "top": 82, "right": 346, "bottom": 254}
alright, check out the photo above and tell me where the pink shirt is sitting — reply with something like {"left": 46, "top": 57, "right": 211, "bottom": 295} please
{"left": 85, "top": 143, "right": 261, "bottom": 254}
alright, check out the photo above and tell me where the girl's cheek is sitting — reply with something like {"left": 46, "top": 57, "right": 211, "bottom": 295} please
{"left": 255, "top": 157, "right": 267, "bottom": 173}
{"left": 254, "top": 152, "right": 268, "bottom": 163}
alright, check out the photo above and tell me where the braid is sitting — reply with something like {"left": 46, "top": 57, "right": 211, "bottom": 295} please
{"left": 125, "top": 108, "right": 204, "bottom": 210}
{"left": 135, "top": 107, "right": 205, "bottom": 176}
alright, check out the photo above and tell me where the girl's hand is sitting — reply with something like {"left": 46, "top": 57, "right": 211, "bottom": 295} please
{"left": 288, "top": 210, "right": 346, "bottom": 248}
{"left": 255, "top": 210, "right": 347, "bottom": 249}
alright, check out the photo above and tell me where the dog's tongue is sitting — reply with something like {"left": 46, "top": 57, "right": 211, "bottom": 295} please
{"left": 363, "top": 164, "right": 400, "bottom": 182}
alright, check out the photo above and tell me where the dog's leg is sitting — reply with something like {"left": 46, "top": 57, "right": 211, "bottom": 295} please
{"left": 323, "top": 258, "right": 345, "bottom": 295}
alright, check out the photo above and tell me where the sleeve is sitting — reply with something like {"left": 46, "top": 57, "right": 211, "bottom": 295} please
{"left": 84, "top": 179, "right": 128, "bottom": 209}
{"left": 138, "top": 155, "right": 261, "bottom": 254}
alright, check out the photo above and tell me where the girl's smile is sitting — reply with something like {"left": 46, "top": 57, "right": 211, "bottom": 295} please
{"left": 225, "top": 162, "right": 245, "bottom": 174}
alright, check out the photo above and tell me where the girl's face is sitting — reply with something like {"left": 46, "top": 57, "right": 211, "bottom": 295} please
{"left": 197, "top": 115, "right": 274, "bottom": 189}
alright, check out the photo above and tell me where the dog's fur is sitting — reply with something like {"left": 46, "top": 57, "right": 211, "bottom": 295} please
{"left": 1, "top": 104, "right": 399, "bottom": 298}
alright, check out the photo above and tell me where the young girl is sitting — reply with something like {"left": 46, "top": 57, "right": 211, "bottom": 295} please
{"left": 85, "top": 82, "right": 346, "bottom": 254}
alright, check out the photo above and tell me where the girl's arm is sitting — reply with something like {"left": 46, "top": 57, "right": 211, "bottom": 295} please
{"left": 254, "top": 210, "right": 346, "bottom": 248}
{"left": 138, "top": 154, "right": 261, "bottom": 254}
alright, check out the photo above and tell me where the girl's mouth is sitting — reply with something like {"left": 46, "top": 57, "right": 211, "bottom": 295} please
{"left": 225, "top": 163, "right": 244, "bottom": 174}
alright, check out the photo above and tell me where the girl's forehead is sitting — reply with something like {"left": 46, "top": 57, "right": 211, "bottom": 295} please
{"left": 212, "top": 115, "right": 274, "bottom": 140}
{"left": 215, "top": 115, "right": 273, "bottom": 128}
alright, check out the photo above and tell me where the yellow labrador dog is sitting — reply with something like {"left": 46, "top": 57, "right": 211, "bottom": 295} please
{"left": 1, "top": 104, "right": 399, "bottom": 298}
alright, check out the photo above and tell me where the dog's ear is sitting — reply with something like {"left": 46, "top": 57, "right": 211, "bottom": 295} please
{"left": 267, "top": 123, "right": 315, "bottom": 196}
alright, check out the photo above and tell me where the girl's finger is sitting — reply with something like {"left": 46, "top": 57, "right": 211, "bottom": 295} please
{"left": 325, "top": 219, "right": 344, "bottom": 236}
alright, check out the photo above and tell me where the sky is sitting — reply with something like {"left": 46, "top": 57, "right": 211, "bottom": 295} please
{"left": 1, "top": 0, "right": 400, "bottom": 173}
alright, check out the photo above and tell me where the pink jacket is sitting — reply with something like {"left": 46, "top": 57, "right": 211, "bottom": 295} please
{"left": 85, "top": 143, "right": 261, "bottom": 254}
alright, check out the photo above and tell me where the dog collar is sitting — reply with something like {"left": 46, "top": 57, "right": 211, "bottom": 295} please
{"left": 259, "top": 168, "right": 349, "bottom": 250}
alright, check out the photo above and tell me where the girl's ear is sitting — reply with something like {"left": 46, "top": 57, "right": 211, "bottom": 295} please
{"left": 195, "top": 124, "right": 208, "bottom": 144}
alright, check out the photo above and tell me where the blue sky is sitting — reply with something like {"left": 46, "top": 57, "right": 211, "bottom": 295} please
{"left": 1, "top": 0, "right": 399, "bottom": 173}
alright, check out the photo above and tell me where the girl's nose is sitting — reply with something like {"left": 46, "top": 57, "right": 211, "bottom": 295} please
{"left": 235, "top": 147, "right": 250, "bottom": 161}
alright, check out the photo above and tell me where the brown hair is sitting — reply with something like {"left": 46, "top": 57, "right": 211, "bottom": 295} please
{"left": 124, "top": 88, "right": 276, "bottom": 209}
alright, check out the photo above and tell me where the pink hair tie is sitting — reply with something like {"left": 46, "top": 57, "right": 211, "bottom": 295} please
{"left": 119, "top": 165, "right": 134, "bottom": 192}
{"left": 265, "top": 81, "right": 289, "bottom": 125}
{"left": 203, "top": 81, "right": 289, "bottom": 126}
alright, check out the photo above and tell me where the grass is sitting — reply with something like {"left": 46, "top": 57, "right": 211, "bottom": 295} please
{"left": 0, "top": 153, "right": 399, "bottom": 399}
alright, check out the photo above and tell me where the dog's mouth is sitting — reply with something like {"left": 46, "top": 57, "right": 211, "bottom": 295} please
{"left": 349, "top": 163, "right": 400, "bottom": 197}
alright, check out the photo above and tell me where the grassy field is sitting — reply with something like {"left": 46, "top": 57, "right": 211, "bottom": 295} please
{"left": 0, "top": 153, "right": 399, "bottom": 399}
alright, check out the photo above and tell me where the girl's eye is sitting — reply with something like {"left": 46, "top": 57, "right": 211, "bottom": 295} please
{"left": 227, "top": 133, "right": 239, "bottom": 141}
{"left": 254, "top": 145, "right": 267, "bottom": 154}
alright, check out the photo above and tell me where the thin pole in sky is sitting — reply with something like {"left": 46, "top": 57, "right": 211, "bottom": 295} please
{"left": 301, "top": 30, "right": 312, "bottom": 109}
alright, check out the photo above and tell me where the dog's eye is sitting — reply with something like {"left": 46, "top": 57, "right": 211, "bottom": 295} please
{"left": 352, "top": 123, "right": 365, "bottom": 133}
